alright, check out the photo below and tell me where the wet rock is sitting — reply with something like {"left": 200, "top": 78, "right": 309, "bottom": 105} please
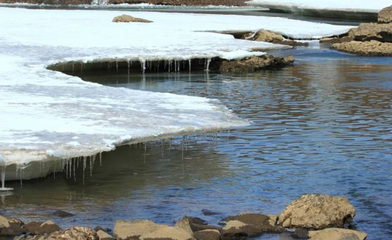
{"left": 114, "top": 220, "right": 164, "bottom": 240}
{"left": 176, "top": 217, "right": 221, "bottom": 233}
{"left": 291, "top": 228, "right": 309, "bottom": 239}
{"left": 378, "top": 6, "right": 392, "bottom": 23}
{"left": 52, "top": 210, "right": 74, "bottom": 218}
{"left": 222, "top": 213, "right": 283, "bottom": 233}
{"left": 252, "top": 29, "right": 309, "bottom": 46}
{"left": 97, "top": 229, "right": 114, "bottom": 240}
{"left": 23, "top": 221, "right": 61, "bottom": 235}
{"left": 112, "top": 14, "right": 152, "bottom": 23}
{"left": 1, "top": 218, "right": 25, "bottom": 236}
{"left": 194, "top": 229, "right": 221, "bottom": 240}
{"left": 221, "top": 220, "right": 261, "bottom": 239}
{"left": 279, "top": 194, "right": 356, "bottom": 229}
{"left": 140, "top": 226, "right": 194, "bottom": 240}
{"left": 94, "top": 226, "right": 112, "bottom": 233}
{"left": 202, "top": 209, "right": 220, "bottom": 216}
{"left": 308, "top": 228, "right": 367, "bottom": 240}
{"left": 348, "top": 23, "right": 392, "bottom": 42}
{"left": 0, "top": 215, "right": 10, "bottom": 229}
{"left": 332, "top": 40, "right": 392, "bottom": 56}
{"left": 320, "top": 36, "right": 353, "bottom": 44}
{"left": 218, "top": 55, "right": 294, "bottom": 73}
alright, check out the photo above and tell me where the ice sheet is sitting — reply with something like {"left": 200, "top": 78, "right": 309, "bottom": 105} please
{"left": 247, "top": 0, "right": 390, "bottom": 13}
{"left": 0, "top": 7, "right": 353, "bottom": 180}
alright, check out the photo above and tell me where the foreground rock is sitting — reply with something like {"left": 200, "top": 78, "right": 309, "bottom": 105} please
{"left": 348, "top": 23, "right": 392, "bottom": 42}
{"left": 112, "top": 14, "right": 152, "bottom": 23}
{"left": 114, "top": 219, "right": 194, "bottom": 240}
{"left": 222, "top": 213, "right": 283, "bottom": 233}
{"left": 378, "top": 6, "right": 392, "bottom": 23}
{"left": 251, "top": 29, "right": 309, "bottom": 46}
{"left": 176, "top": 216, "right": 221, "bottom": 233}
{"left": 332, "top": 41, "right": 392, "bottom": 56}
{"left": 194, "top": 229, "right": 221, "bottom": 240}
{"left": 278, "top": 194, "right": 356, "bottom": 229}
{"left": 218, "top": 55, "right": 294, "bottom": 73}
{"left": 17, "top": 227, "right": 97, "bottom": 240}
{"left": 308, "top": 228, "right": 367, "bottom": 240}
{"left": 23, "top": 221, "right": 61, "bottom": 235}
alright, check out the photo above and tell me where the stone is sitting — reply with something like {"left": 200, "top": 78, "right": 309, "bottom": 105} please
{"left": 140, "top": 226, "right": 194, "bottom": 240}
{"left": 222, "top": 213, "right": 283, "bottom": 233}
{"left": 114, "top": 220, "right": 165, "bottom": 240}
{"left": 176, "top": 217, "right": 221, "bottom": 232}
{"left": 97, "top": 229, "right": 115, "bottom": 240}
{"left": 218, "top": 55, "right": 294, "bottom": 73}
{"left": 348, "top": 23, "right": 392, "bottom": 42}
{"left": 112, "top": 14, "right": 152, "bottom": 23}
{"left": 175, "top": 217, "right": 194, "bottom": 235}
{"left": 1, "top": 218, "right": 25, "bottom": 236}
{"left": 252, "top": 29, "right": 308, "bottom": 46}
{"left": 52, "top": 210, "right": 74, "bottom": 218}
{"left": 0, "top": 215, "right": 10, "bottom": 229}
{"left": 320, "top": 36, "right": 353, "bottom": 44}
{"left": 279, "top": 194, "right": 356, "bottom": 229}
{"left": 194, "top": 229, "right": 221, "bottom": 240}
{"left": 332, "top": 40, "right": 392, "bottom": 56}
{"left": 23, "top": 221, "right": 43, "bottom": 234}
{"left": 308, "top": 228, "right": 367, "bottom": 240}
{"left": 291, "top": 228, "right": 309, "bottom": 239}
{"left": 202, "top": 209, "right": 220, "bottom": 216}
{"left": 94, "top": 226, "right": 112, "bottom": 233}
{"left": 19, "top": 227, "right": 97, "bottom": 240}
{"left": 221, "top": 220, "right": 261, "bottom": 239}
{"left": 378, "top": 6, "right": 392, "bottom": 23}
{"left": 23, "top": 221, "right": 61, "bottom": 235}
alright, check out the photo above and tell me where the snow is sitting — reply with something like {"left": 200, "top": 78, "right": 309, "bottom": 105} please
{"left": 247, "top": 0, "right": 391, "bottom": 13}
{"left": 0, "top": 7, "right": 353, "bottom": 180}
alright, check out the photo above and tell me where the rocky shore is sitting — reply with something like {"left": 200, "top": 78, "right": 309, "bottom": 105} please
{"left": 1, "top": 194, "right": 368, "bottom": 240}
{"left": 322, "top": 5, "right": 392, "bottom": 56}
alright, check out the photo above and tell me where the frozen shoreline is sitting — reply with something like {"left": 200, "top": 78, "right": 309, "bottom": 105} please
{"left": 0, "top": 8, "right": 353, "bottom": 181}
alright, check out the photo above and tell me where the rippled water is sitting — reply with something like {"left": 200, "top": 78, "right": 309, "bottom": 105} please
{"left": 2, "top": 48, "right": 392, "bottom": 239}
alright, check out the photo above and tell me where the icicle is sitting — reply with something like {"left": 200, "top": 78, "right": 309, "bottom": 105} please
{"left": 140, "top": 59, "right": 146, "bottom": 74}
{"left": 80, "top": 62, "right": 84, "bottom": 74}
{"left": 83, "top": 157, "right": 86, "bottom": 185}
{"left": 188, "top": 59, "right": 192, "bottom": 72}
{"left": 99, "top": 152, "right": 103, "bottom": 167}
{"left": 73, "top": 158, "right": 76, "bottom": 181}
{"left": 127, "top": 59, "right": 130, "bottom": 74}
{"left": 72, "top": 63, "right": 75, "bottom": 73}
{"left": 206, "top": 58, "right": 211, "bottom": 71}
{"left": 116, "top": 60, "right": 119, "bottom": 72}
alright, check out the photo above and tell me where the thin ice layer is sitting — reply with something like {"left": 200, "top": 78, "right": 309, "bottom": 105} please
{"left": 247, "top": 0, "right": 390, "bottom": 13}
{"left": 0, "top": 8, "right": 353, "bottom": 180}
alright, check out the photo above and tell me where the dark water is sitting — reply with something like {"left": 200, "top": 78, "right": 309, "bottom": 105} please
{"left": 2, "top": 48, "right": 392, "bottom": 239}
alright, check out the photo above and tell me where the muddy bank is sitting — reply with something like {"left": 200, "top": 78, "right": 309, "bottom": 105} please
{"left": 0, "top": 194, "right": 367, "bottom": 240}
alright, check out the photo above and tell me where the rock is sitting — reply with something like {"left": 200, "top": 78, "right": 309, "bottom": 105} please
{"left": 112, "top": 14, "right": 152, "bottom": 23}
{"left": 320, "top": 36, "right": 353, "bottom": 44}
{"left": 202, "top": 209, "right": 220, "bottom": 216}
{"left": 222, "top": 213, "right": 283, "bottom": 233}
{"left": 332, "top": 40, "right": 392, "bottom": 56}
{"left": 175, "top": 217, "right": 194, "bottom": 235}
{"left": 308, "top": 228, "right": 367, "bottom": 240}
{"left": 176, "top": 216, "right": 221, "bottom": 233}
{"left": 221, "top": 220, "right": 261, "bottom": 239}
{"left": 23, "top": 221, "right": 61, "bottom": 235}
{"left": 94, "top": 226, "right": 112, "bottom": 233}
{"left": 378, "top": 6, "right": 392, "bottom": 23}
{"left": 348, "top": 23, "right": 392, "bottom": 42}
{"left": 218, "top": 55, "right": 294, "bottom": 73}
{"left": 279, "top": 194, "right": 356, "bottom": 229}
{"left": 19, "top": 227, "right": 97, "bottom": 240}
{"left": 1, "top": 218, "right": 25, "bottom": 236}
{"left": 140, "top": 226, "right": 194, "bottom": 240}
{"left": 194, "top": 229, "right": 221, "bottom": 240}
{"left": 114, "top": 219, "right": 165, "bottom": 240}
{"left": 252, "top": 29, "right": 309, "bottom": 46}
{"left": 52, "top": 210, "right": 74, "bottom": 218}
{"left": 97, "top": 229, "right": 114, "bottom": 240}
{"left": 0, "top": 215, "right": 10, "bottom": 229}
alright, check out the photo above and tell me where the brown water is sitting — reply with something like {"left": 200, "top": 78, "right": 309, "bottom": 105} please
{"left": 1, "top": 48, "right": 392, "bottom": 239}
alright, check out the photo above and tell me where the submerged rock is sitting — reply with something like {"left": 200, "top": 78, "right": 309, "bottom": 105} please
{"left": 222, "top": 213, "right": 283, "bottom": 233}
{"left": 332, "top": 40, "right": 392, "bottom": 56}
{"left": 308, "top": 228, "right": 367, "bottom": 240}
{"left": 218, "top": 55, "right": 294, "bottom": 73}
{"left": 252, "top": 29, "right": 308, "bottom": 46}
{"left": 348, "top": 23, "right": 392, "bottom": 42}
{"left": 278, "top": 194, "right": 356, "bottom": 229}
{"left": 52, "top": 210, "right": 74, "bottom": 218}
{"left": 112, "top": 14, "right": 152, "bottom": 23}
{"left": 378, "top": 6, "right": 392, "bottom": 24}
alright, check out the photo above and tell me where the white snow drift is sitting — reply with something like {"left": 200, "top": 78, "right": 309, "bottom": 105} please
{"left": 247, "top": 0, "right": 390, "bottom": 14}
{"left": 0, "top": 7, "right": 353, "bottom": 181}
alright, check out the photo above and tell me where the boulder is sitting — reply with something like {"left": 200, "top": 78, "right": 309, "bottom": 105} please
{"left": 222, "top": 213, "right": 283, "bottom": 233}
{"left": 221, "top": 220, "right": 261, "bottom": 239}
{"left": 378, "top": 6, "right": 392, "bottom": 23}
{"left": 23, "top": 221, "right": 61, "bottom": 235}
{"left": 175, "top": 216, "right": 221, "bottom": 233}
{"left": 348, "top": 23, "right": 392, "bottom": 42}
{"left": 114, "top": 220, "right": 165, "bottom": 240}
{"left": 19, "top": 227, "right": 97, "bottom": 240}
{"left": 1, "top": 218, "right": 25, "bottom": 236}
{"left": 140, "top": 226, "right": 194, "bottom": 240}
{"left": 113, "top": 14, "right": 152, "bottom": 23}
{"left": 308, "top": 228, "right": 367, "bottom": 240}
{"left": 252, "top": 29, "right": 308, "bottom": 46}
{"left": 0, "top": 215, "right": 10, "bottom": 229}
{"left": 332, "top": 40, "right": 392, "bottom": 56}
{"left": 278, "top": 194, "right": 356, "bottom": 229}
{"left": 194, "top": 229, "right": 221, "bottom": 240}
{"left": 218, "top": 55, "right": 294, "bottom": 73}
{"left": 97, "top": 229, "right": 115, "bottom": 240}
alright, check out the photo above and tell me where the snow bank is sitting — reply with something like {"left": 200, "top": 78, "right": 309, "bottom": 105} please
{"left": 0, "top": 7, "right": 353, "bottom": 180}
{"left": 247, "top": 0, "right": 390, "bottom": 14}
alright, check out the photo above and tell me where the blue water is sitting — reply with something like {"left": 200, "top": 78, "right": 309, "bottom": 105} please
{"left": 2, "top": 48, "right": 392, "bottom": 239}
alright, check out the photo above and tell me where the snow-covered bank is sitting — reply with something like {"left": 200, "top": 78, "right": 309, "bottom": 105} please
{"left": 0, "top": 7, "right": 353, "bottom": 181}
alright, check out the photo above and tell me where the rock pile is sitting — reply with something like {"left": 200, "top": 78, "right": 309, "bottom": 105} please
{"left": 1, "top": 194, "right": 367, "bottom": 240}
{"left": 323, "top": 5, "right": 392, "bottom": 56}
